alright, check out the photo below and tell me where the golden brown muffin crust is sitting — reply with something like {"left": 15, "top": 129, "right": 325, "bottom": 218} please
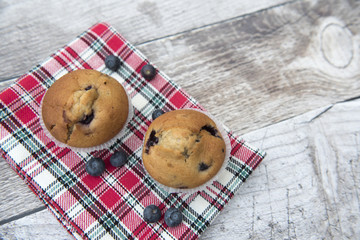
{"left": 41, "top": 69, "right": 129, "bottom": 148}
{"left": 142, "top": 109, "right": 226, "bottom": 189}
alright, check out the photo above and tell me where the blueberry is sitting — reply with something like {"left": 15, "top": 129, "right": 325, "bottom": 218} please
{"left": 152, "top": 109, "right": 164, "bottom": 120}
{"left": 86, "top": 158, "right": 105, "bottom": 176}
{"left": 145, "top": 130, "right": 159, "bottom": 154}
{"left": 79, "top": 112, "right": 94, "bottom": 125}
{"left": 199, "top": 162, "right": 210, "bottom": 171}
{"left": 141, "top": 64, "right": 156, "bottom": 80}
{"left": 105, "top": 55, "right": 120, "bottom": 71}
{"left": 164, "top": 207, "right": 182, "bottom": 227}
{"left": 201, "top": 125, "right": 220, "bottom": 138}
{"left": 110, "top": 150, "right": 128, "bottom": 167}
{"left": 144, "top": 205, "right": 162, "bottom": 223}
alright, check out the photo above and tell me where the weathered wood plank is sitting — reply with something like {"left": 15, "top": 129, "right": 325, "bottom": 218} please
{"left": 139, "top": 0, "right": 360, "bottom": 135}
{"left": 0, "top": 158, "right": 45, "bottom": 224}
{"left": 0, "top": 0, "right": 289, "bottom": 80}
{"left": 1, "top": 99, "right": 359, "bottom": 239}
{"left": 203, "top": 99, "right": 360, "bottom": 240}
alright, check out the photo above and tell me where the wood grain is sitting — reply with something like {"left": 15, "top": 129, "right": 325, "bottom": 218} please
{"left": 1, "top": 99, "right": 359, "bottom": 240}
{"left": 0, "top": 0, "right": 289, "bottom": 80}
{"left": 138, "top": 0, "right": 360, "bottom": 135}
{"left": 0, "top": 0, "right": 360, "bottom": 239}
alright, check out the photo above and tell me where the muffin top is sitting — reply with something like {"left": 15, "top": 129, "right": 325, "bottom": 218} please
{"left": 41, "top": 69, "right": 129, "bottom": 148}
{"left": 142, "top": 109, "right": 226, "bottom": 189}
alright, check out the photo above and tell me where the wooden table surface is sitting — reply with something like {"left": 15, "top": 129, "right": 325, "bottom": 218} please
{"left": 1, "top": 0, "right": 360, "bottom": 239}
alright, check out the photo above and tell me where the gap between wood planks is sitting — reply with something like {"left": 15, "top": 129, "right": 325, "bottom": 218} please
{"left": 254, "top": 93, "right": 360, "bottom": 130}
{"left": 0, "top": 207, "right": 46, "bottom": 226}
{"left": 137, "top": 0, "right": 300, "bottom": 46}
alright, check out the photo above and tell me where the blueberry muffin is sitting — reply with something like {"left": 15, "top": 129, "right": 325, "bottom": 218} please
{"left": 41, "top": 69, "right": 129, "bottom": 148}
{"left": 142, "top": 109, "right": 226, "bottom": 189}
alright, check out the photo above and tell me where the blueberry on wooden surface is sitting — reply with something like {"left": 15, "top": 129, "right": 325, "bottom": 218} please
{"left": 164, "top": 207, "right": 182, "bottom": 227}
{"left": 110, "top": 150, "right": 128, "bottom": 167}
{"left": 152, "top": 109, "right": 164, "bottom": 120}
{"left": 144, "top": 205, "right": 161, "bottom": 223}
{"left": 86, "top": 158, "right": 105, "bottom": 176}
{"left": 141, "top": 64, "right": 156, "bottom": 80}
{"left": 105, "top": 55, "right": 120, "bottom": 71}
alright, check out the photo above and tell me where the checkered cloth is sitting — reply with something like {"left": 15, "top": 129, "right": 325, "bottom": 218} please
{"left": 0, "top": 23, "right": 265, "bottom": 240}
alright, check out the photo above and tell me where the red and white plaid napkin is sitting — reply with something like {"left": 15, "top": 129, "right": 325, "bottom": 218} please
{"left": 0, "top": 23, "right": 265, "bottom": 240}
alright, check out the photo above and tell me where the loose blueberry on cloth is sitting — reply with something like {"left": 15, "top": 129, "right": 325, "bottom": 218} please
{"left": 86, "top": 158, "right": 105, "bottom": 176}
{"left": 141, "top": 64, "right": 157, "bottom": 80}
{"left": 105, "top": 55, "right": 121, "bottom": 71}
{"left": 165, "top": 207, "right": 183, "bottom": 227}
{"left": 0, "top": 23, "right": 265, "bottom": 240}
{"left": 152, "top": 109, "right": 164, "bottom": 120}
{"left": 143, "top": 205, "right": 162, "bottom": 223}
{"left": 110, "top": 150, "right": 128, "bottom": 167}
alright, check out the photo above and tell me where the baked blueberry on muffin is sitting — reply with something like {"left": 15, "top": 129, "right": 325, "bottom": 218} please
{"left": 41, "top": 69, "right": 129, "bottom": 148}
{"left": 142, "top": 109, "right": 227, "bottom": 189}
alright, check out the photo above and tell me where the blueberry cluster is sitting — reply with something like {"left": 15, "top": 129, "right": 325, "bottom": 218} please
{"left": 143, "top": 205, "right": 182, "bottom": 227}
{"left": 103, "top": 56, "right": 181, "bottom": 227}
{"left": 85, "top": 108, "right": 164, "bottom": 176}
{"left": 85, "top": 149, "right": 128, "bottom": 176}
